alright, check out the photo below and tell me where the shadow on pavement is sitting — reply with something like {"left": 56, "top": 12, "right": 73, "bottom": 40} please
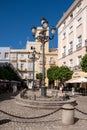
{"left": 0, "top": 119, "right": 11, "bottom": 125}
{"left": 74, "top": 117, "right": 79, "bottom": 124}
{"left": 0, "top": 92, "right": 19, "bottom": 102}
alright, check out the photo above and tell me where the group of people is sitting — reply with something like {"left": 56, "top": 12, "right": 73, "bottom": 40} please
{"left": 58, "top": 83, "right": 75, "bottom": 95}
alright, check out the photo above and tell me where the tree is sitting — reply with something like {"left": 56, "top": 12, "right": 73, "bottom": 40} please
{"left": 36, "top": 73, "right": 42, "bottom": 88}
{"left": 0, "top": 65, "right": 22, "bottom": 81}
{"left": 80, "top": 54, "right": 87, "bottom": 72}
{"left": 36, "top": 73, "right": 42, "bottom": 80}
{"left": 47, "top": 66, "right": 59, "bottom": 80}
{"left": 57, "top": 66, "right": 73, "bottom": 82}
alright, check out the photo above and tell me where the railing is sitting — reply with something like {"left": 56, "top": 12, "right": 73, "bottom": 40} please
{"left": 39, "top": 61, "right": 46, "bottom": 64}
{"left": 68, "top": 48, "right": 73, "bottom": 54}
{"left": 73, "top": 65, "right": 82, "bottom": 71}
{"left": 76, "top": 43, "right": 82, "bottom": 50}
{"left": 19, "top": 58, "right": 26, "bottom": 62}
{"left": 62, "top": 52, "right": 66, "bottom": 58}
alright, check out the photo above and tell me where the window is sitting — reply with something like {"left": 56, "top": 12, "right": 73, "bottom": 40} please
{"left": 31, "top": 46, "right": 33, "bottom": 50}
{"left": 76, "top": 35, "right": 82, "bottom": 50}
{"left": 50, "top": 57, "right": 54, "bottom": 64}
{"left": 20, "top": 54, "right": 25, "bottom": 60}
{"left": 77, "top": 17, "right": 82, "bottom": 27}
{"left": 69, "top": 25, "right": 73, "bottom": 33}
{"left": 62, "top": 21, "right": 66, "bottom": 28}
{"left": 21, "top": 54, "right": 24, "bottom": 57}
{"left": 78, "top": 17, "right": 82, "bottom": 22}
{"left": 63, "top": 21, "right": 66, "bottom": 25}
{"left": 78, "top": 35, "right": 82, "bottom": 44}
{"left": 78, "top": 2, "right": 81, "bottom": 7}
{"left": 28, "top": 53, "right": 33, "bottom": 59}
{"left": 68, "top": 41, "right": 73, "bottom": 54}
{"left": 31, "top": 46, "right": 35, "bottom": 50}
{"left": 28, "top": 63, "right": 33, "bottom": 70}
{"left": 63, "top": 62, "right": 66, "bottom": 66}
{"left": 12, "top": 54, "right": 17, "bottom": 59}
{"left": 4, "top": 52, "right": 9, "bottom": 59}
{"left": 69, "top": 41, "right": 73, "bottom": 49}
{"left": 63, "top": 32, "right": 66, "bottom": 39}
{"left": 70, "top": 13, "right": 73, "bottom": 19}
{"left": 76, "top": 1, "right": 82, "bottom": 13}
{"left": 62, "top": 46, "right": 66, "bottom": 57}
{"left": 21, "top": 63, "right": 24, "bottom": 70}
{"left": 29, "top": 73, "right": 33, "bottom": 79}
{"left": 69, "top": 59, "right": 73, "bottom": 67}
{"left": 77, "top": 55, "right": 82, "bottom": 65}
{"left": 69, "top": 59, "right": 73, "bottom": 70}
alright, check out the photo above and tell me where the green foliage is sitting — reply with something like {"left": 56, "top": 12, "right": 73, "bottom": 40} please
{"left": 36, "top": 73, "right": 42, "bottom": 80}
{"left": 47, "top": 66, "right": 73, "bottom": 82}
{"left": 57, "top": 66, "right": 73, "bottom": 82}
{"left": 0, "top": 65, "right": 22, "bottom": 81}
{"left": 47, "top": 66, "right": 59, "bottom": 80}
{"left": 80, "top": 54, "right": 87, "bottom": 72}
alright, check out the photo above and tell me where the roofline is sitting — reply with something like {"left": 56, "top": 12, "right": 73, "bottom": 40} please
{"left": 56, "top": 0, "right": 82, "bottom": 28}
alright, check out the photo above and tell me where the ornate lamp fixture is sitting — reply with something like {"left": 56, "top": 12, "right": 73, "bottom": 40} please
{"left": 31, "top": 18, "right": 56, "bottom": 97}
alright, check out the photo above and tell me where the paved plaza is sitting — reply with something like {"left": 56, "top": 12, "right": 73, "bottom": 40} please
{"left": 0, "top": 92, "right": 87, "bottom": 130}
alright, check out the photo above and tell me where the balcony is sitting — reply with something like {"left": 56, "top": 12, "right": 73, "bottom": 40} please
{"left": 11, "top": 57, "right": 17, "bottom": 62}
{"left": 73, "top": 65, "right": 82, "bottom": 71}
{"left": 62, "top": 52, "right": 66, "bottom": 58}
{"left": 39, "top": 60, "right": 46, "bottom": 65}
{"left": 19, "top": 57, "right": 26, "bottom": 62}
{"left": 68, "top": 48, "right": 73, "bottom": 55}
{"left": 28, "top": 68, "right": 33, "bottom": 72}
{"left": 18, "top": 68, "right": 28, "bottom": 73}
{"left": 76, "top": 43, "right": 82, "bottom": 50}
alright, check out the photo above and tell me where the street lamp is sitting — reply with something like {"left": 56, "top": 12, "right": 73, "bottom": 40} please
{"left": 31, "top": 18, "right": 56, "bottom": 97}
{"left": 29, "top": 47, "right": 40, "bottom": 91}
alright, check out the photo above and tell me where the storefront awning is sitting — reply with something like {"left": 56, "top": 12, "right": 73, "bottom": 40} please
{"left": 66, "top": 71, "right": 87, "bottom": 83}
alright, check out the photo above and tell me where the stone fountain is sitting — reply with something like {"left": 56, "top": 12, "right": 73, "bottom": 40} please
{"left": 15, "top": 89, "right": 77, "bottom": 109}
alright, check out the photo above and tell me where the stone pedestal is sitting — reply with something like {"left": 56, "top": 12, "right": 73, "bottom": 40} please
{"left": 62, "top": 104, "right": 74, "bottom": 125}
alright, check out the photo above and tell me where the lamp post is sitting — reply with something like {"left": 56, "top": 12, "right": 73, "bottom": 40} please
{"left": 31, "top": 18, "right": 56, "bottom": 97}
{"left": 29, "top": 47, "right": 40, "bottom": 91}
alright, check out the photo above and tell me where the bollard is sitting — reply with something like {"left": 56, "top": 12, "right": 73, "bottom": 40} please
{"left": 62, "top": 104, "right": 74, "bottom": 125}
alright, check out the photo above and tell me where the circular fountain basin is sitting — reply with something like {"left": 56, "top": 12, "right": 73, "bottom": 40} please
{"left": 15, "top": 89, "right": 77, "bottom": 109}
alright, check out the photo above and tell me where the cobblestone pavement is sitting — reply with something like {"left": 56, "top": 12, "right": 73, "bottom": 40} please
{"left": 0, "top": 93, "right": 87, "bottom": 130}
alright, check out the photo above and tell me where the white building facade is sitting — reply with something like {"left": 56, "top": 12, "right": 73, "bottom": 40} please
{"left": 10, "top": 41, "right": 38, "bottom": 88}
{"left": 0, "top": 47, "right": 10, "bottom": 63}
{"left": 56, "top": 0, "right": 87, "bottom": 71}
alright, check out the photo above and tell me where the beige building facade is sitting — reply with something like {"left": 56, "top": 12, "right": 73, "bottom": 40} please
{"left": 56, "top": 0, "right": 87, "bottom": 71}
{"left": 10, "top": 35, "right": 58, "bottom": 88}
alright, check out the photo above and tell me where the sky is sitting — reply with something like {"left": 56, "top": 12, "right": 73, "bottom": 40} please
{"left": 0, "top": 0, "right": 74, "bottom": 49}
